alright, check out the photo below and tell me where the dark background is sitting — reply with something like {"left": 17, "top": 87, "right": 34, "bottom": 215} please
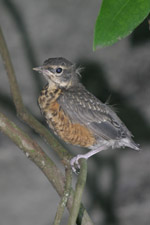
{"left": 0, "top": 0, "right": 150, "bottom": 225}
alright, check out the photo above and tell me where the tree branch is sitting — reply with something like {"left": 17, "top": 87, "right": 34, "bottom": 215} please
{"left": 53, "top": 167, "right": 72, "bottom": 225}
{"left": 0, "top": 26, "right": 70, "bottom": 164}
{"left": 67, "top": 159, "right": 87, "bottom": 225}
{"left": 0, "top": 112, "right": 65, "bottom": 195}
{"left": 0, "top": 112, "right": 93, "bottom": 225}
{"left": 0, "top": 26, "right": 94, "bottom": 224}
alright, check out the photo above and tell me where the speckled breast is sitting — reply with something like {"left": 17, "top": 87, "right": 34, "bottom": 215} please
{"left": 38, "top": 86, "right": 96, "bottom": 147}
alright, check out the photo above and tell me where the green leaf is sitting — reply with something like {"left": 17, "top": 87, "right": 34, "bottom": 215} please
{"left": 93, "top": 0, "right": 150, "bottom": 50}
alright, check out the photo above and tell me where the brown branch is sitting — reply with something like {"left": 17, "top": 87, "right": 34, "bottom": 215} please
{"left": 53, "top": 167, "right": 72, "bottom": 225}
{"left": 0, "top": 27, "right": 94, "bottom": 224}
{"left": 0, "top": 112, "right": 65, "bottom": 196}
{"left": 67, "top": 159, "right": 87, "bottom": 225}
{"left": 0, "top": 112, "right": 93, "bottom": 225}
{"left": 0, "top": 26, "right": 70, "bottom": 164}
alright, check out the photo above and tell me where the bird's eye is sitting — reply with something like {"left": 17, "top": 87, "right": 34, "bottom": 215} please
{"left": 56, "top": 67, "right": 62, "bottom": 74}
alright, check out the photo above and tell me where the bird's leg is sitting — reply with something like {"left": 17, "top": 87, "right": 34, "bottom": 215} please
{"left": 70, "top": 145, "right": 108, "bottom": 173}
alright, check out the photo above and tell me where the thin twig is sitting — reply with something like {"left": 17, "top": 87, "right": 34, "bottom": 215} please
{"left": 0, "top": 112, "right": 93, "bottom": 225}
{"left": 0, "top": 26, "right": 70, "bottom": 164}
{"left": 67, "top": 159, "right": 87, "bottom": 225}
{"left": 0, "top": 112, "right": 65, "bottom": 195}
{"left": 2, "top": 0, "right": 42, "bottom": 93}
{"left": 53, "top": 167, "right": 72, "bottom": 225}
{"left": 0, "top": 27, "right": 94, "bottom": 225}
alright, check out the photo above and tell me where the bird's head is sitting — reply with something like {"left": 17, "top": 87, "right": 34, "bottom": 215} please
{"left": 33, "top": 57, "right": 80, "bottom": 89}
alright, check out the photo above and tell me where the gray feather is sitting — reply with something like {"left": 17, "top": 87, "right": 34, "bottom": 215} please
{"left": 58, "top": 85, "right": 132, "bottom": 142}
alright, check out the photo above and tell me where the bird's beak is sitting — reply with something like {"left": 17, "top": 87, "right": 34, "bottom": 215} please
{"left": 33, "top": 66, "right": 43, "bottom": 72}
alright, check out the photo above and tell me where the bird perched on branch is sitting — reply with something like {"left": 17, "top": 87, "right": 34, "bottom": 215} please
{"left": 33, "top": 57, "right": 140, "bottom": 172}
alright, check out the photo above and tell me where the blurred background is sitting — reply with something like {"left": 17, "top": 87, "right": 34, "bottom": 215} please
{"left": 0, "top": 0, "right": 150, "bottom": 225}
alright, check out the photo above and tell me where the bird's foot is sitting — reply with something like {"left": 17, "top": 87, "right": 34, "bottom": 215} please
{"left": 70, "top": 155, "right": 84, "bottom": 174}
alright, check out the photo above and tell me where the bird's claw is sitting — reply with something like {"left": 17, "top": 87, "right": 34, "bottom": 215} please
{"left": 70, "top": 156, "right": 81, "bottom": 174}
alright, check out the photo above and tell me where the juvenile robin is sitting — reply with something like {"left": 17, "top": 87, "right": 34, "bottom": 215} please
{"left": 33, "top": 57, "right": 140, "bottom": 172}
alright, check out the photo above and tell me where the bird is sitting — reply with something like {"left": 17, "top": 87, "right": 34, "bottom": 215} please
{"left": 33, "top": 57, "right": 140, "bottom": 172}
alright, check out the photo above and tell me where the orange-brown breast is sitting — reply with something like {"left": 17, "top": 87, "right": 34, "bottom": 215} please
{"left": 41, "top": 100, "right": 96, "bottom": 147}
{"left": 38, "top": 85, "right": 96, "bottom": 147}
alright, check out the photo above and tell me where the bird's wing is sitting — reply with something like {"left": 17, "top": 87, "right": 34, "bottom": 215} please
{"left": 57, "top": 87, "right": 132, "bottom": 141}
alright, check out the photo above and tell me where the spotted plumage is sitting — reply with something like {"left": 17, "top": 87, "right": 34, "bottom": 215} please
{"left": 33, "top": 57, "right": 140, "bottom": 172}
